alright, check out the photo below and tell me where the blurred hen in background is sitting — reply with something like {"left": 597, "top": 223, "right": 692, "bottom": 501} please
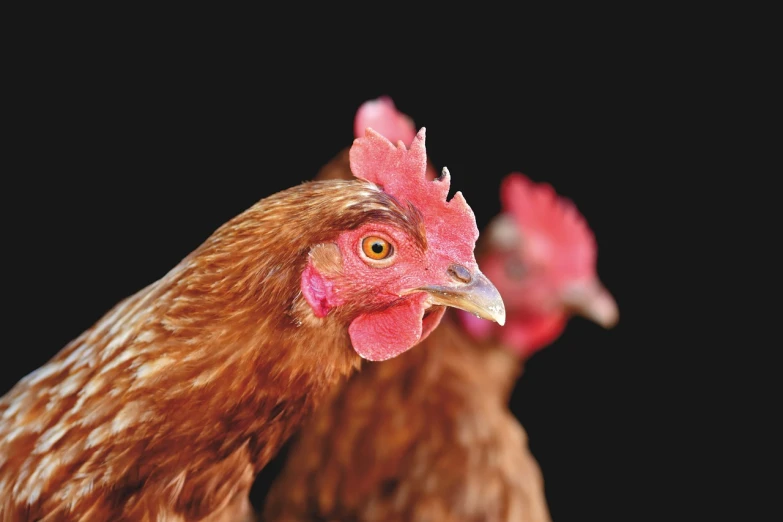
{"left": 0, "top": 125, "right": 505, "bottom": 521}
{"left": 262, "top": 98, "right": 618, "bottom": 522}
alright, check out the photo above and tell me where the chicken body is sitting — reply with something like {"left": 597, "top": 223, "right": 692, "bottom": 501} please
{"left": 0, "top": 129, "right": 503, "bottom": 521}
{"left": 263, "top": 314, "right": 551, "bottom": 522}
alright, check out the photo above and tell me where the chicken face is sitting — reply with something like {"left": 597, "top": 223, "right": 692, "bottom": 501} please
{"left": 458, "top": 173, "right": 618, "bottom": 358}
{"left": 301, "top": 127, "right": 505, "bottom": 361}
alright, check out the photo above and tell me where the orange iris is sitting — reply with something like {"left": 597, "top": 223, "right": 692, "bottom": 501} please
{"left": 362, "top": 237, "right": 392, "bottom": 260}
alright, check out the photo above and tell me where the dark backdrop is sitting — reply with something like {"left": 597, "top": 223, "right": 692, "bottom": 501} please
{"left": 3, "top": 33, "right": 686, "bottom": 521}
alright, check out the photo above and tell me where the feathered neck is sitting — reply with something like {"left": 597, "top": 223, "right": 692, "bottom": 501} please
{"left": 0, "top": 180, "right": 398, "bottom": 520}
{"left": 430, "top": 312, "right": 524, "bottom": 403}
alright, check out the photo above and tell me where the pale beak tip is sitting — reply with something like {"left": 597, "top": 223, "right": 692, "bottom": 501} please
{"left": 472, "top": 274, "right": 506, "bottom": 326}
{"left": 599, "top": 309, "right": 619, "bottom": 329}
{"left": 575, "top": 287, "right": 619, "bottom": 329}
{"left": 495, "top": 306, "right": 506, "bottom": 326}
{"left": 592, "top": 292, "right": 619, "bottom": 329}
{"left": 561, "top": 280, "right": 619, "bottom": 330}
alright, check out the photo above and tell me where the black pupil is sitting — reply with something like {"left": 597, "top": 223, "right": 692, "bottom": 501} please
{"left": 371, "top": 242, "right": 384, "bottom": 254}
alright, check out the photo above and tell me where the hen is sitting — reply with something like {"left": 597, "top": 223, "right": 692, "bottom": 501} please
{"left": 262, "top": 171, "right": 618, "bottom": 522}
{"left": 0, "top": 127, "right": 504, "bottom": 521}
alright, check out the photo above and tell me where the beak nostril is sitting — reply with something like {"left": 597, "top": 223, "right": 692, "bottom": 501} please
{"left": 448, "top": 264, "right": 472, "bottom": 284}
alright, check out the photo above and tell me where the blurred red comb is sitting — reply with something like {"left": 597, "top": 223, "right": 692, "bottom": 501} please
{"left": 354, "top": 96, "right": 417, "bottom": 146}
{"left": 500, "top": 173, "right": 597, "bottom": 279}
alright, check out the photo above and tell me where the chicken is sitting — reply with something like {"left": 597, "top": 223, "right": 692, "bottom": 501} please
{"left": 316, "top": 96, "right": 438, "bottom": 182}
{"left": 262, "top": 173, "right": 618, "bottom": 522}
{"left": 0, "top": 127, "right": 505, "bottom": 522}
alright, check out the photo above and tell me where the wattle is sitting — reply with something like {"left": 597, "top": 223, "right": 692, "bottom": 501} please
{"left": 348, "top": 293, "right": 443, "bottom": 361}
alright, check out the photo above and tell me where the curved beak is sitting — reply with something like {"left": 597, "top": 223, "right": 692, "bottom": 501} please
{"left": 418, "top": 269, "right": 506, "bottom": 326}
{"left": 561, "top": 279, "right": 619, "bottom": 329}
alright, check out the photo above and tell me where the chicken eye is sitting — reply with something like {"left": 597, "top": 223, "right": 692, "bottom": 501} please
{"left": 361, "top": 236, "right": 393, "bottom": 261}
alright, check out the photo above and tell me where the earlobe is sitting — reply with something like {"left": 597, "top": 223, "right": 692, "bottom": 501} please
{"left": 301, "top": 243, "right": 343, "bottom": 318}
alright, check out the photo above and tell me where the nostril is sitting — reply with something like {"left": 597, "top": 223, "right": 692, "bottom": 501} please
{"left": 448, "top": 264, "right": 472, "bottom": 284}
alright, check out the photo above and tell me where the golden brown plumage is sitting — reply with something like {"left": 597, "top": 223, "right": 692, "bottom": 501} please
{"left": 0, "top": 128, "right": 504, "bottom": 521}
{"left": 263, "top": 315, "right": 551, "bottom": 522}
{"left": 0, "top": 182, "right": 368, "bottom": 521}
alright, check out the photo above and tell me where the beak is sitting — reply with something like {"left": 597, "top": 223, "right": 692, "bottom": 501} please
{"left": 418, "top": 268, "right": 506, "bottom": 326}
{"left": 561, "top": 279, "right": 619, "bottom": 329}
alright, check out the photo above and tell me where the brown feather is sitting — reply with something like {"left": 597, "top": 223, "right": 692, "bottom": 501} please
{"left": 262, "top": 314, "right": 552, "bottom": 522}
{"left": 0, "top": 179, "right": 426, "bottom": 521}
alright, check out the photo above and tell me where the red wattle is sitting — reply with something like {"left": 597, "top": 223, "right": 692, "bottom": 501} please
{"left": 349, "top": 294, "right": 430, "bottom": 361}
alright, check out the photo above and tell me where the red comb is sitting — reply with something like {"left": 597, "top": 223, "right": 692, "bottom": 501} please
{"left": 500, "top": 173, "right": 597, "bottom": 279}
{"left": 350, "top": 128, "right": 479, "bottom": 258}
{"left": 353, "top": 96, "right": 417, "bottom": 146}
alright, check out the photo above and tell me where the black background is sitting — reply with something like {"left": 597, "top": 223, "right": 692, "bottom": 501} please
{"left": 2, "top": 18, "right": 715, "bottom": 522}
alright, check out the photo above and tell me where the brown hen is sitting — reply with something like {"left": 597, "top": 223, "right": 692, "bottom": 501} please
{"left": 0, "top": 128, "right": 504, "bottom": 521}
